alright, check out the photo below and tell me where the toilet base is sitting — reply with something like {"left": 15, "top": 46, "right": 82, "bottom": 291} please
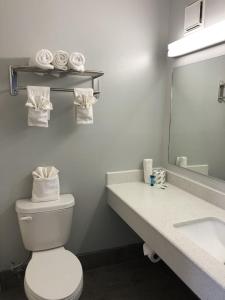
{"left": 25, "top": 278, "right": 83, "bottom": 300}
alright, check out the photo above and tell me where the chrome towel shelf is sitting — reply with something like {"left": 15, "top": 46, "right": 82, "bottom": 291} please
{"left": 9, "top": 65, "right": 104, "bottom": 96}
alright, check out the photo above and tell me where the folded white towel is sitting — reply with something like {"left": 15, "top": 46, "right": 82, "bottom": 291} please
{"left": 29, "top": 49, "right": 54, "bottom": 70}
{"left": 68, "top": 52, "right": 85, "bottom": 72}
{"left": 52, "top": 50, "right": 69, "bottom": 70}
{"left": 32, "top": 166, "right": 59, "bottom": 179}
{"left": 26, "top": 86, "right": 52, "bottom": 127}
{"left": 74, "top": 88, "right": 97, "bottom": 124}
{"left": 32, "top": 166, "right": 60, "bottom": 202}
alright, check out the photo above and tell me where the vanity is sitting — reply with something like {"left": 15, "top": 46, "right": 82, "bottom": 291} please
{"left": 106, "top": 170, "right": 225, "bottom": 300}
{"left": 106, "top": 27, "right": 225, "bottom": 300}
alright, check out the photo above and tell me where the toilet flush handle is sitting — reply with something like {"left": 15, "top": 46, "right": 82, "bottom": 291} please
{"left": 20, "top": 216, "right": 32, "bottom": 221}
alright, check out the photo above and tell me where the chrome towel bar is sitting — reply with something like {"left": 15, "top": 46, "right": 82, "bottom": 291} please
{"left": 9, "top": 65, "right": 104, "bottom": 96}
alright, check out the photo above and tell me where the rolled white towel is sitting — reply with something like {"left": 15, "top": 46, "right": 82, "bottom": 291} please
{"left": 29, "top": 49, "right": 54, "bottom": 70}
{"left": 52, "top": 50, "right": 69, "bottom": 70}
{"left": 68, "top": 52, "right": 85, "bottom": 72}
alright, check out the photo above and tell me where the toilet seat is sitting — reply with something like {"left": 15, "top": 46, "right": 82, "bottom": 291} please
{"left": 25, "top": 247, "right": 83, "bottom": 300}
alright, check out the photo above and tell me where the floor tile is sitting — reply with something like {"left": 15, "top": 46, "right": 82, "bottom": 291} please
{"left": 0, "top": 257, "right": 199, "bottom": 300}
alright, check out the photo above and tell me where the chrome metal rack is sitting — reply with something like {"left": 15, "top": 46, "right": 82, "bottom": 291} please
{"left": 9, "top": 65, "right": 104, "bottom": 96}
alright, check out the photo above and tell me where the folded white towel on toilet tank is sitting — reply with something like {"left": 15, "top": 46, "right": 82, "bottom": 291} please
{"left": 29, "top": 49, "right": 54, "bottom": 70}
{"left": 32, "top": 166, "right": 60, "bottom": 202}
{"left": 26, "top": 86, "right": 52, "bottom": 127}
{"left": 74, "top": 88, "right": 97, "bottom": 124}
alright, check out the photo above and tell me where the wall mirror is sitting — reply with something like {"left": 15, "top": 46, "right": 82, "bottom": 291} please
{"left": 169, "top": 54, "right": 225, "bottom": 182}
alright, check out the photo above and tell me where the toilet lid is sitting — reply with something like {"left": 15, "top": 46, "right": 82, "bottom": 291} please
{"left": 25, "top": 247, "right": 83, "bottom": 300}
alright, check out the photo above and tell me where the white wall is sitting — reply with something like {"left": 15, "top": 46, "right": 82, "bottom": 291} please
{"left": 163, "top": 0, "right": 225, "bottom": 192}
{"left": 0, "top": 0, "right": 171, "bottom": 270}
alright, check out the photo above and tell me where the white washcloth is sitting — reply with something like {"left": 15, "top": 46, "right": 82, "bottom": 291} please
{"left": 68, "top": 52, "right": 85, "bottom": 72}
{"left": 52, "top": 50, "right": 69, "bottom": 70}
{"left": 29, "top": 49, "right": 54, "bottom": 70}
{"left": 26, "top": 86, "right": 52, "bottom": 127}
{"left": 74, "top": 88, "right": 97, "bottom": 124}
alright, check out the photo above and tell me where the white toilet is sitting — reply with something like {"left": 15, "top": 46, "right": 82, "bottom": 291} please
{"left": 16, "top": 194, "right": 83, "bottom": 300}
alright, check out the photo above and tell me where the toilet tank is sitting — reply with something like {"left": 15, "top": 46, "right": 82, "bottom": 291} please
{"left": 16, "top": 194, "right": 75, "bottom": 251}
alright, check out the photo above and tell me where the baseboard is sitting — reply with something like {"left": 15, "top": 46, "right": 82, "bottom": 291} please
{"left": 0, "top": 269, "right": 24, "bottom": 292}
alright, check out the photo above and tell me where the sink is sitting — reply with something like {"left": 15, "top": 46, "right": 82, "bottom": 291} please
{"left": 174, "top": 218, "right": 225, "bottom": 264}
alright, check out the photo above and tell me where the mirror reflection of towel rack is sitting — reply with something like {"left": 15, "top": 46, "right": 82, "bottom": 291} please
{"left": 9, "top": 65, "right": 104, "bottom": 96}
{"left": 218, "top": 81, "right": 225, "bottom": 103}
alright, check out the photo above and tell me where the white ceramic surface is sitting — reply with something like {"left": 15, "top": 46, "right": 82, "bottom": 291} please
{"left": 16, "top": 194, "right": 75, "bottom": 251}
{"left": 107, "top": 180, "right": 225, "bottom": 299}
{"left": 175, "top": 218, "right": 225, "bottom": 264}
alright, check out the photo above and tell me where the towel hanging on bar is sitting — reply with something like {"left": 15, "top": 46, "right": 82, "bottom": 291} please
{"left": 74, "top": 88, "right": 97, "bottom": 125}
{"left": 25, "top": 86, "right": 52, "bottom": 127}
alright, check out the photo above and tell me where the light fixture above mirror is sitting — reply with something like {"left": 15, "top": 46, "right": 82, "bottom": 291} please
{"left": 168, "top": 20, "right": 225, "bottom": 57}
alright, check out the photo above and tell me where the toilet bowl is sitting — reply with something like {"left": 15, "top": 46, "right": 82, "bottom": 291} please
{"left": 16, "top": 194, "right": 83, "bottom": 300}
{"left": 24, "top": 247, "right": 83, "bottom": 300}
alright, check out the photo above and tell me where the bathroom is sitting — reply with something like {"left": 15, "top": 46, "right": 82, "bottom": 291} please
{"left": 1, "top": 0, "right": 225, "bottom": 299}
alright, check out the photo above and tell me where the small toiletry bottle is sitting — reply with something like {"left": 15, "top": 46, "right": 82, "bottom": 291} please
{"left": 150, "top": 175, "right": 156, "bottom": 186}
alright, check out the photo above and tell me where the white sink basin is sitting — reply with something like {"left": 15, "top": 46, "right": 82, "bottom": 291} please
{"left": 174, "top": 218, "right": 225, "bottom": 264}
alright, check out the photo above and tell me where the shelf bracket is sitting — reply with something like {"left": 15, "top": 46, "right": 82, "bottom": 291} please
{"left": 9, "top": 65, "right": 18, "bottom": 96}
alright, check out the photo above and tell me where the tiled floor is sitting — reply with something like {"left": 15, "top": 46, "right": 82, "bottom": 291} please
{"left": 1, "top": 257, "right": 199, "bottom": 300}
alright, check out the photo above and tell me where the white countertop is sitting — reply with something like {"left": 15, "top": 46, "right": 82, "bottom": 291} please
{"left": 107, "top": 182, "right": 225, "bottom": 290}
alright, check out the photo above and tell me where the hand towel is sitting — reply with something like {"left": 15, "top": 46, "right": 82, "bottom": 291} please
{"left": 52, "top": 50, "right": 69, "bottom": 70}
{"left": 32, "top": 166, "right": 60, "bottom": 202}
{"left": 26, "top": 86, "right": 52, "bottom": 127}
{"left": 68, "top": 52, "right": 85, "bottom": 72}
{"left": 74, "top": 88, "right": 97, "bottom": 124}
{"left": 29, "top": 49, "right": 54, "bottom": 70}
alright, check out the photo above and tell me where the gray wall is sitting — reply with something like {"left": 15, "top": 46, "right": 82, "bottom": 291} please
{"left": 0, "top": 0, "right": 171, "bottom": 270}
{"left": 163, "top": 0, "right": 225, "bottom": 192}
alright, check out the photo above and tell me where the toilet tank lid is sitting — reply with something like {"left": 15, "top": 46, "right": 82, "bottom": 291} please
{"left": 16, "top": 194, "right": 75, "bottom": 214}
